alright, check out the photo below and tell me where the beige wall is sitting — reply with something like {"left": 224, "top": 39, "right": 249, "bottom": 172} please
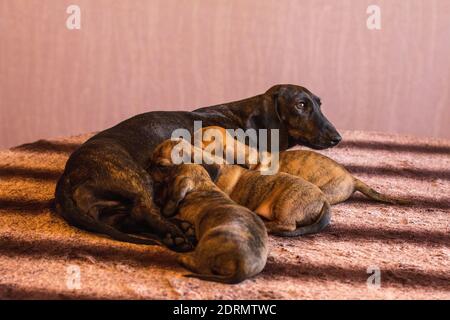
{"left": 1, "top": 0, "right": 449, "bottom": 149}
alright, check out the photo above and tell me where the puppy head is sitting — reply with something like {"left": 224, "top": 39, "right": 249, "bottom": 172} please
{"left": 266, "top": 84, "right": 342, "bottom": 150}
{"left": 151, "top": 138, "right": 187, "bottom": 167}
{"left": 148, "top": 162, "right": 184, "bottom": 215}
{"left": 152, "top": 137, "right": 226, "bottom": 168}
{"left": 160, "top": 175, "right": 193, "bottom": 217}
{"left": 149, "top": 138, "right": 189, "bottom": 184}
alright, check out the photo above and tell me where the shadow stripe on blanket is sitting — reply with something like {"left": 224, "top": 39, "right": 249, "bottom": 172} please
{"left": 263, "top": 260, "right": 450, "bottom": 290}
{"left": 338, "top": 140, "right": 450, "bottom": 155}
{"left": 320, "top": 224, "right": 450, "bottom": 247}
{"left": 0, "top": 166, "right": 62, "bottom": 180}
{"left": 12, "top": 140, "right": 82, "bottom": 155}
{"left": 0, "top": 199, "right": 53, "bottom": 213}
{"left": 345, "top": 165, "right": 450, "bottom": 180}
{"left": 0, "top": 235, "right": 175, "bottom": 268}
{"left": 0, "top": 283, "right": 112, "bottom": 299}
{"left": 344, "top": 195, "right": 450, "bottom": 210}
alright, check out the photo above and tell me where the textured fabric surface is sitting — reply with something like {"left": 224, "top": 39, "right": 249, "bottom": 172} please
{"left": 0, "top": 130, "right": 448, "bottom": 299}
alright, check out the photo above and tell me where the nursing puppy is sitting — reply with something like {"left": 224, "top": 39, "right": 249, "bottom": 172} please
{"left": 149, "top": 162, "right": 268, "bottom": 284}
{"left": 152, "top": 139, "right": 331, "bottom": 237}
{"left": 195, "top": 126, "right": 272, "bottom": 171}
{"left": 197, "top": 126, "right": 407, "bottom": 205}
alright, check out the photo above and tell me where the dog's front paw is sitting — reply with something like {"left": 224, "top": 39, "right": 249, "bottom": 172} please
{"left": 156, "top": 217, "right": 196, "bottom": 252}
{"left": 162, "top": 232, "right": 193, "bottom": 252}
{"left": 170, "top": 218, "right": 197, "bottom": 246}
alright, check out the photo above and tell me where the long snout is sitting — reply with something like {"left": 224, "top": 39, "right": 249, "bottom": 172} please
{"left": 326, "top": 126, "right": 342, "bottom": 146}
{"left": 318, "top": 112, "right": 342, "bottom": 147}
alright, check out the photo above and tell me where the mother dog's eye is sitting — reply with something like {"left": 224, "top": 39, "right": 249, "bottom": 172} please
{"left": 295, "top": 102, "right": 306, "bottom": 110}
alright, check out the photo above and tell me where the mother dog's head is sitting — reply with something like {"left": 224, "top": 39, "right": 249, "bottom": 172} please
{"left": 265, "top": 84, "right": 341, "bottom": 150}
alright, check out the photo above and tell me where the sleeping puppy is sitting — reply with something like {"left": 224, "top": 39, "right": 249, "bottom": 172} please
{"left": 197, "top": 126, "right": 407, "bottom": 205}
{"left": 266, "top": 150, "right": 409, "bottom": 205}
{"left": 148, "top": 162, "right": 268, "bottom": 284}
{"left": 214, "top": 165, "right": 331, "bottom": 236}
{"left": 152, "top": 139, "right": 331, "bottom": 237}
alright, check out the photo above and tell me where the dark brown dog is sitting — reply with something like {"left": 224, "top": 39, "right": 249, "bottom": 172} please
{"left": 55, "top": 84, "right": 341, "bottom": 250}
{"left": 149, "top": 163, "right": 268, "bottom": 284}
{"left": 152, "top": 139, "right": 331, "bottom": 237}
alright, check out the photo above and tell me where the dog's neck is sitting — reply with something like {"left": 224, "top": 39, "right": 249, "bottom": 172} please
{"left": 195, "top": 92, "right": 290, "bottom": 150}
{"left": 225, "top": 94, "right": 290, "bottom": 150}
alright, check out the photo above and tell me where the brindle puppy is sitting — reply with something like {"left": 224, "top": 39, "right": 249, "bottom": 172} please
{"left": 195, "top": 126, "right": 272, "bottom": 171}
{"left": 267, "top": 151, "right": 408, "bottom": 205}
{"left": 149, "top": 163, "right": 268, "bottom": 283}
{"left": 195, "top": 126, "right": 407, "bottom": 205}
{"left": 214, "top": 165, "right": 331, "bottom": 236}
{"left": 152, "top": 139, "right": 331, "bottom": 237}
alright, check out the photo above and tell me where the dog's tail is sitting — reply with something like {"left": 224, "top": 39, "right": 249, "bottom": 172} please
{"left": 353, "top": 178, "right": 410, "bottom": 205}
{"left": 274, "top": 201, "right": 332, "bottom": 237}
{"left": 55, "top": 176, "right": 162, "bottom": 246}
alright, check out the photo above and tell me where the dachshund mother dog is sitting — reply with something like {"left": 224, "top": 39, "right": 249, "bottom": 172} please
{"left": 55, "top": 84, "right": 341, "bottom": 251}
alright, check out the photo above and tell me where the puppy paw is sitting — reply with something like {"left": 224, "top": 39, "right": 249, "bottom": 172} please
{"left": 170, "top": 218, "right": 197, "bottom": 245}
{"left": 162, "top": 232, "right": 193, "bottom": 252}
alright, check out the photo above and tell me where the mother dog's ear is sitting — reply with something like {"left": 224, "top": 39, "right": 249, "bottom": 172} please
{"left": 264, "top": 85, "right": 285, "bottom": 122}
{"left": 273, "top": 92, "right": 282, "bottom": 122}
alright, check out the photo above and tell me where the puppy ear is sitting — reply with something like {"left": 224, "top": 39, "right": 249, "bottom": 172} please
{"left": 162, "top": 199, "right": 179, "bottom": 217}
{"left": 157, "top": 158, "right": 173, "bottom": 167}
{"left": 162, "top": 177, "right": 193, "bottom": 217}
{"left": 201, "top": 163, "right": 221, "bottom": 182}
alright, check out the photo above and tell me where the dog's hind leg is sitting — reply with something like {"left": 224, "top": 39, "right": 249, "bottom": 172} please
{"left": 123, "top": 195, "right": 194, "bottom": 251}
{"left": 318, "top": 175, "right": 354, "bottom": 205}
{"left": 264, "top": 221, "right": 297, "bottom": 235}
{"left": 267, "top": 202, "right": 331, "bottom": 237}
{"left": 70, "top": 181, "right": 193, "bottom": 251}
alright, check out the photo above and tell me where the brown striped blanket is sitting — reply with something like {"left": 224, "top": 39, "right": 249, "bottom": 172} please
{"left": 0, "top": 130, "right": 449, "bottom": 299}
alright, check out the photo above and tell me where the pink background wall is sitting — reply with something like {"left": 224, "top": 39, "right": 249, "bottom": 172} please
{"left": 1, "top": 0, "right": 449, "bottom": 149}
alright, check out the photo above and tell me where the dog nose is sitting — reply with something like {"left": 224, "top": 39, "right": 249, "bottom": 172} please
{"left": 330, "top": 135, "right": 342, "bottom": 146}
